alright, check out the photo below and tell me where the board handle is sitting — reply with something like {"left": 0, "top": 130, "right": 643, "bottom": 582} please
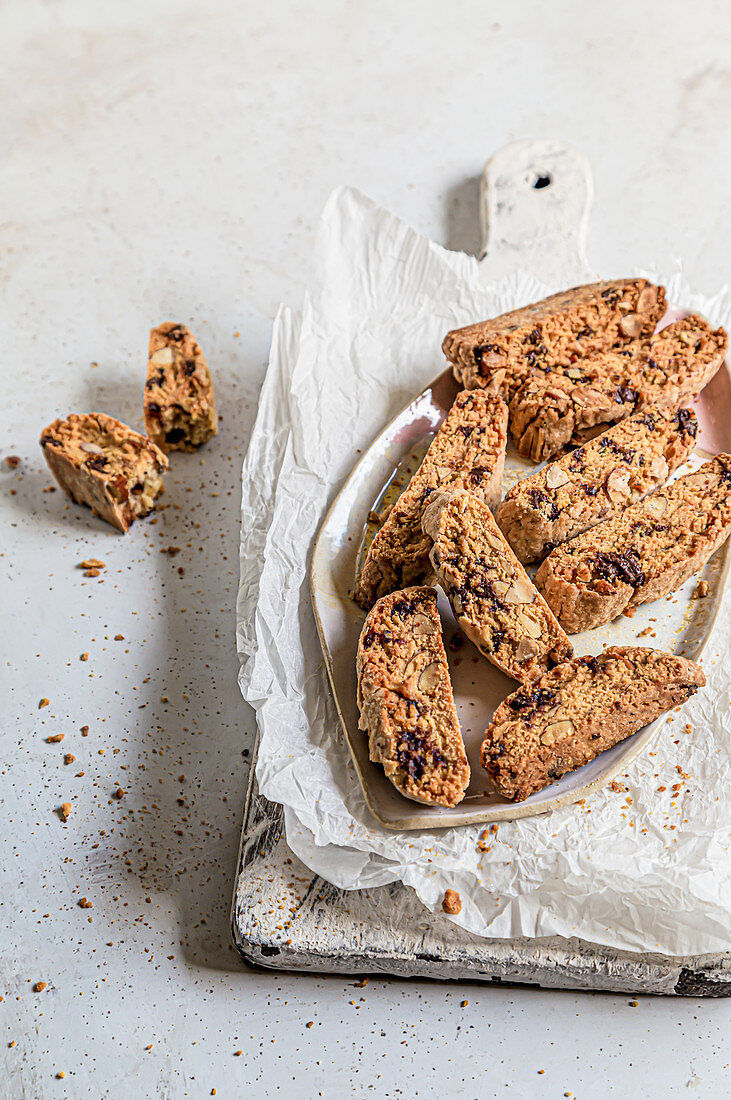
{"left": 478, "top": 139, "right": 594, "bottom": 287}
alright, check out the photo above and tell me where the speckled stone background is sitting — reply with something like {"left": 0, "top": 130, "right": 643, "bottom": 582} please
{"left": 2, "top": 1, "right": 730, "bottom": 1096}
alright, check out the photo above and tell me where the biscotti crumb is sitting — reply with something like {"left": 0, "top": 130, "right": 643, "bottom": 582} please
{"left": 45, "top": 733, "right": 64, "bottom": 743}
{"left": 5, "top": 455, "right": 20, "bottom": 468}
{"left": 305, "top": 1022, "right": 314, "bottom": 1029}
{"left": 693, "top": 579, "right": 709, "bottom": 599}
{"left": 58, "top": 802, "right": 72, "bottom": 822}
{"left": 460, "top": 999, "right": 469, "bottom": 1007}
{"left": 78, "top": 558, "right": 105, "bottom": 570}
{"left": 64, "top": 753, "right": 76, "bottom": 765}
{"left": 39, "top": 698, "right": 49, "bottom": 709}
{"left": 442, "top": 889, "right": 462, "bottom": 915}
{"left": 33, "top": 981, "right": 47, "bottom": 992}
{"left": 78, "top": 897, "right": 93, "bottom": 909}
{"left": 112, "top": 787, "right": 125, "bottom": 800}
{"left": 80, "top": 652, "right": 89, "bottom": 661}
{"left": 80, "top": 725, "right": 89, "bottom": 736}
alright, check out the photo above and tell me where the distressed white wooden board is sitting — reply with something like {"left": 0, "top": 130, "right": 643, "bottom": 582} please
{"left": 232, "top": 140, "right": 731, "bottom": 993}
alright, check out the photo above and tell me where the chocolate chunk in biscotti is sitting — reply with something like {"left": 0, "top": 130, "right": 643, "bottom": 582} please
{"left": 496, "top": 407, "right": 699, "bottom": 564}
{"left": 356, "top": 586, "right": 470, "bottom": 807}
{"left": 40, "top": 412, "right": 168, "bottom": 533}
{"left": 422, "top": 490, "right": 572, "bottom": 684}
{"left": 442, "top": 279, "right": 666, "bottom": 398}
{"left": 535, "top": 454, "right": 731, "bottom": 633}
{"left": 482, "top": 647, "right": 705, "bottom": 801}
{"left": 355, "top": 391, "right": 508, "bottom": 609}
{"left": 144, "top": 323, "right": 218, "bottom": 453}
{"left": 508, "top": 313, "right": 725, "bottom": 463}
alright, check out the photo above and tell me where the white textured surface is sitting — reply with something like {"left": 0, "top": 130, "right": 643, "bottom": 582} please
{"left": 2, "top": 1, "right": 731, "bottom": 1096}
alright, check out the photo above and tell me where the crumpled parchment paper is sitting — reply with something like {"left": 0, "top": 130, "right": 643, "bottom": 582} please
{"left": 237, "top": 185, "right": 731, "bottom": 957}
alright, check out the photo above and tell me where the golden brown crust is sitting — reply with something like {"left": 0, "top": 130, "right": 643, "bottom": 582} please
{"left": 356, "top": 587, "right": 470, "bottom": 807}
{"left": 144, "top": 323, "right": 218, "bottom": 453}
{"left": 39, "top": 412, "right": 168, "bottom": 533}
{"left": 482, "top": 647, "right": 705, "bottom": 801}
{"left": 423, "top": 490, "right": 572, "bottom": 683}
{"left": 443, "top": 279, "right": 666, "bottom": 397}
{"left": 535, "top": 454, "right": 731, "bottom": 632}
{"left": 355, "top": 391, "right": 508, "bottom": 609}
{"left": 496, "top": 407, "right": 699, "bottom": 564}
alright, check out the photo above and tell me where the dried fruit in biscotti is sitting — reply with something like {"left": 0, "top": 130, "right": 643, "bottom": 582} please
{"left": 443, "top": 279, "right": 666, "bottom": 398}
{"left": 40, "top": 413, "right": 168, "bottom": 533}
{"left": 422, "top": 490, "right": 572, "bottom": 684}
{"left": 496, "top": 407, "right": 699, "bottom": 564}
{"left": 144, "top": 323, "right": 218, "bottom": 453}
{"left": 355, "top": 390, "right": 508, "bottom": 609}
{"left": 482, "top": 647, "right": 705, "bottom": 801}
{"left": 535, "top": 454, "right": 731, "bottom": 633}
{"left": 356, "top": 587, "right": 470, "bottom": 807}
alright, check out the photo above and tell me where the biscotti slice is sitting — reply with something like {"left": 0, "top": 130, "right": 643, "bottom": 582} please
{"left": 508, "top": 368, "right": 638, "bottom": 462}
{"left": 535, "top": 454, "right": 731, "bottom": 633}
{"left": 356, "top": 587, "right": 470, "bottom": 807}
{"left": 40, "top": 413, "right": 168, "bottom": 533}
{"left": 355, "top": 391, "right": 508, "bottom": 609}
{"left": 443, "top": 279, "right": 666, "bottom": 397}
{"left": 144, "top": 323, "right": 218, "bottom": 453}
{"left": 422, "top": 490, "right": 572, "bottom": 684}
{"left": 481, "top": 647, "right": 705, "bottom": 801}
{"left": 496, "top": 407, "right": 699, "bottom": 564}
{"left": 508, "top": 314, "right": 725, "bottom": 463}
{"left": 632, "top": 314, "right": 727, "bottom": 411}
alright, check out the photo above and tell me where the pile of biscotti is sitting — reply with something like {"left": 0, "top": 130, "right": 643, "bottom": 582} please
{"left": 355, "top": 279, "right": 731, "bottom": 806}
{"left": 40, "top": 324, "right": 217, "bottom": 532}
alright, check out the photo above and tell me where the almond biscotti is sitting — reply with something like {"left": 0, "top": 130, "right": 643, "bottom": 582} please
{"left": 355, "top": 391, "right": 508, "bottom": 609}
{"left": 144, "top": 323, "right": 218, "bottom": 453}
{"left": 443, "top": 279, "right": 666, "bottom": 398}
{"left": 508, "top": 314, "right": 726, "bottom": 463}
{"left": 481, "top": 647, "right": 705, "bottom": 801}
{"left": 40, "top": 413, "right": 168, "bottom": 532}
{"left": 422, "top": 490, "right": 572, "bottom": 684}
{"left": 356, "top": 587, "right": 470, "bottom": 807}
{"left": 535, "top": 454, "right": 731, "bottom": 633}
{"left": 496, "top": 407, "right": 699, "bottom": 564}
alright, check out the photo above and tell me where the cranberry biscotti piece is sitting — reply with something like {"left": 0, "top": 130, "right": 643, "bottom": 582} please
{"left": 535, "top": 454, "right": 731, "bottom": 633}
{"left": 355, "top": 391, "right": 508, "bottom": 609}
{"left": 496, "top": 407, "right": 699, "bottom": 564}
{"left": 422, "top": 490, "right": 572, "bottom": 684}
{"left": 443, "top": 279, "right": 666, "bottom": 398}
{"left": 481, "top": 647, "right": 705, "bottom": 801}
{"left": 356, "top": 587, "right": 470, "bottom": 807}
{"left": 144, "top": 323, "right": 218, "bottom": 453}
{"left": 508, "top": 314, "right": 725, "bottom": 462}
{"left": 40, "top": 413, "right": 168, "bottom": 533}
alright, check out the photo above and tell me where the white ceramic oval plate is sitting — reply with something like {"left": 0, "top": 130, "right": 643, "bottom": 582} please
{"left": 310, "top": 333, "right": 731, "bottom": 830}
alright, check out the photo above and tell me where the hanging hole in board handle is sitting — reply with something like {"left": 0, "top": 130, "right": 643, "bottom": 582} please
{"left": 532, "top": 173, "right": 552, "bottom": 190}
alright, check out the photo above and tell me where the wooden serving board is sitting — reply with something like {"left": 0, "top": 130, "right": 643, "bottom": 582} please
{"left": 231, "top": 139, "right": 731, "bottom": 995}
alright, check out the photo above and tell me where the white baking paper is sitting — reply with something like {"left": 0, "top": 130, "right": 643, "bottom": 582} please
{"left": 237, "top": 185, "right": 731, "bottom": 957}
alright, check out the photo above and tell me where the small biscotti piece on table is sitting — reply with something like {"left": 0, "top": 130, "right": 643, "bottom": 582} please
{"left": 496, "top": 407, "right": 699, "bottom": 564}
{"left": 40, "top": 413, "right": 168, "bottom": 533}
{"left": 443, "top": 279, "right": 666, "bottom": 398}
{"left": 508, "top": 314, "right": 725, "bottom": 463}
{"left": 422, "top": 490, "right": 572, "bottom": 684}
{"left": 355, "top": 391, "right": 508, "bottom": 609}
{"left": 356, "top": 587, "right": 470, "bottom": 807}
{"left": 535, "top": 454, "right": 731, "bottom": 633}
{"left": 481, "top": 647, "right": 705, "bottom": 801}
{"left": 144, "top": 323, "right": 218, "bottom": 453}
